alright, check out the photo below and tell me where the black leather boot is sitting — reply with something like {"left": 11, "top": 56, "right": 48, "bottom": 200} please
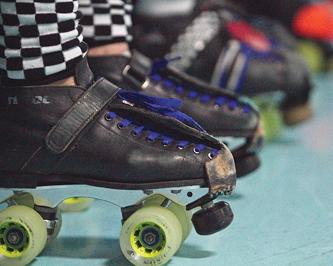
{"left": 0, "top": 58, "right": 237, "bottom": 241}
{"left": 88, "top": 51, "right": 263, "bottom": 178}
{"left": 133, "top": 0, "right": 313, "bottom": 126}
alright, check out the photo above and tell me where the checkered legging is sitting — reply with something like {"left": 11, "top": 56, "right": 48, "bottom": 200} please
{"left": 79, "top": 0, "right": 133, "bottom": 47}
{"left": 0, "top": 0, "right": 132, "bottom": 84}
{"left": 0, "top": 0, "right": 88, "bottom": 84}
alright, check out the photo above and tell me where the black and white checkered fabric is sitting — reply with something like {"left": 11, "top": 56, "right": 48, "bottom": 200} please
{"left": 80, "top": 0, "right": 133, "bottom": 46}
{"left": 0, "top": 0, "right": 88, "bottom": 83}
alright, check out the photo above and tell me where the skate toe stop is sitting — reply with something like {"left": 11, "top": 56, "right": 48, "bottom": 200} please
{"left": 192, "top": 201, "right": 234, "bottom": 235}
{"left": 283, "top": 102, "right": 313, "bottom": 125}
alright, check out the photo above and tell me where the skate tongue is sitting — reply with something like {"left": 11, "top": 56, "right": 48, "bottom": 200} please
{"left": 74, "top": 57, "right": 95, "bottom": 89}
{"left": 118, "top": 90, "right": 206, "bottom": 132}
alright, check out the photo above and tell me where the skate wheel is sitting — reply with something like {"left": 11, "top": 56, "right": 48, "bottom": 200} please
{"left": 260, "top": 104, "right": 283, "bottom": 142}
{"left": 298, "top": 41, "right": 324, "bottom": 73}
{"left": 0, "top": 205, "right": 47, "bottom": 266}
{"left": 168, "top": 204, "right": 192, "bottom": 243}
{"left": 120, "top": 206, "right": 183, "bottom": 266}
{"left": 59, "top": 197, "right": 94, "bottom": 212}
{"left": 140, "top": 194, "right": 192, "bottom": 243}
{"left": 192, "top": 201, "right": 233, "bottom": 235}
{"left": 282, "top": 102, "right": 313, "bottom": 126}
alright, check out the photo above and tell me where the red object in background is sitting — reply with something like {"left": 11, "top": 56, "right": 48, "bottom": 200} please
{"left": 293, "top": 1, "right": 333, "bottom": 41}
{"left": 226, "top": 21, "right": 272, "bottom": 52}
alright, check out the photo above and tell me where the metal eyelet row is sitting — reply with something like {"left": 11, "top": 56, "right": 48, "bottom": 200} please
{"left": 105, "top": 113, "right": 217, "bottom": 159}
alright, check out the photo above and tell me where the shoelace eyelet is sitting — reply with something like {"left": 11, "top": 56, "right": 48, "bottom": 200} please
{"left": 228, "top": 101, "right": 238, "bottom": 111}
{"left": 146, "top": 137, "right": 155, "bottom": 143}
{"left": 105, "top": 113, "right": 112, "bottom": 121}
{"left": 208, "top": 152, "right": 216, "bottom": 160}
{"left": 177, "top": 145, "right": 185, "bottom": 150}
{"left": 193, "top": 148, "right": 201, "bottom": 154}
{"left": 131, "top": 131, "right": 138, "bottom": 137}
{"left": 117, "top": 123, "right": 125, "bottom": 129}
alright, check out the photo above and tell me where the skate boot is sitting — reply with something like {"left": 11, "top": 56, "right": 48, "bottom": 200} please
{"left": 248, "top": 16, "right": 326, "bottom": 72}
{"left": 133, "top": 0, "right": 313, "bottom": 139}
{"left": 235, "top": 0, "right": 333, "bottom": 41}
{"left": 0, "top": 58, "right": 236, "bottom": 266}
{"left": 89, "top": 51, "right": 263, "bottom": 177}
{"left": 235, "top": 0, "right": 333, "bottom": 71}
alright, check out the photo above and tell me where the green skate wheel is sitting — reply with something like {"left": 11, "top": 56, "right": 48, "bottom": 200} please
{"left": 260, "top": 105, "right": 283, "bottom": 142}
{"left": 120, "top": 206, "right": 183, "bottom": 266}
{"left": 140, "top": 194, "right": 192, "bottom": 243}
{"left": 59, "top": 197, "right": 94, "bottom": 212}
{"left": 0, "top": 205, "right": 47, "bottom": 266}
{"left": 298, "top": 41, "right": 324, "bottom": 73}
{"left": 254, "top": 99, "right": 283, "bottom": 142}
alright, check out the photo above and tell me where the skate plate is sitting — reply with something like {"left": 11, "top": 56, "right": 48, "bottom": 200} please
{"left": 0, "top": 184, "right": 231, "bottom": 266}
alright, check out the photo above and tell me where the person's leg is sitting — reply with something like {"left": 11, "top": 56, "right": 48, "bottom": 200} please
{"left": 79, "top": 0, "right": 132, "bottom": 56}
{"left": 0, "top": 0, "right": 87, "bottom": 86}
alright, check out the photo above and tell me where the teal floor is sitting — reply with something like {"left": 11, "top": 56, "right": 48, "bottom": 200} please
{"left": 5, "top": 75, "right": 333, "bottom": 266}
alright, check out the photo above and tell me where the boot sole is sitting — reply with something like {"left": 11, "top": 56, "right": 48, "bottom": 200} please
{"left": 0, "top": 172, "right": 206, "bottom": 190}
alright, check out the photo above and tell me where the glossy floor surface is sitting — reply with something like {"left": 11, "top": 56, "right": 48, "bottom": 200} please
{"left": 2, "top": 75, "right": 333, "bottom": 266}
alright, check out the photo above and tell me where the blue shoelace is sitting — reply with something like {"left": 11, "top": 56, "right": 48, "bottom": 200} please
{"left": 149, "top": 58, "right": 250, "bottom": 113}
{"left": 106, "top": 91, "right": 220, "bottom": 158}
{"left": 105, "top": 111, "right": 219, "bottom": 158}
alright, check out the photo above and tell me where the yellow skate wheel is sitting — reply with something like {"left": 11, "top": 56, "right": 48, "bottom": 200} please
{"left": 140, "top": 194, "right": 192, "bottom": 243}
{"left": 59, "top": 197, "right": 94, "bottom": 212}
{"left": 0, "top": 205, "right": 47, "bottom": 266}
{"left": 254, "top": 99, "right": 283, "bottom": 142}
{"left": 282, "top": 102, "right": 313, "bottom": 126}
{"left": 261, "top": 106, "right": 283, "bottom": 142}
{"left": 298, "top": 41, "right": 324, "bottom": 73}
{"left": 120, "top": 206, "right": 183, "bottom": 266}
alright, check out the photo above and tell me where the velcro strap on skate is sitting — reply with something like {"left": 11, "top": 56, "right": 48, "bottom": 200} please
{"left": 45, "top": 78, "right": 120, "bottom": 154}
{"left": 122, "top": 51, "right": 153, "bottom": 89}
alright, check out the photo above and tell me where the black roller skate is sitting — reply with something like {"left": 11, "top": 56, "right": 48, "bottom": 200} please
{"left": 235, "top": 0, "right": 333, "bottom": 38}
{"left": 0, "top": 58, "right": 236, "bottom": 266}
{"left": 133, "top": 0, "right": 313, "bottom": 140}
{"left": 89, "top": 51, "right": 263, "bottom": 178}
{"left": 235, "top": 0, "right": 333, "bottom": 71}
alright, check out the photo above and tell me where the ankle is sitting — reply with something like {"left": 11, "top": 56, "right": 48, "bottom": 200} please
{"left": 50, "top": 76, "right": 76, "bottom": 86}
{"left": 88, "top": 43, "right": 130, "bottom": 57}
